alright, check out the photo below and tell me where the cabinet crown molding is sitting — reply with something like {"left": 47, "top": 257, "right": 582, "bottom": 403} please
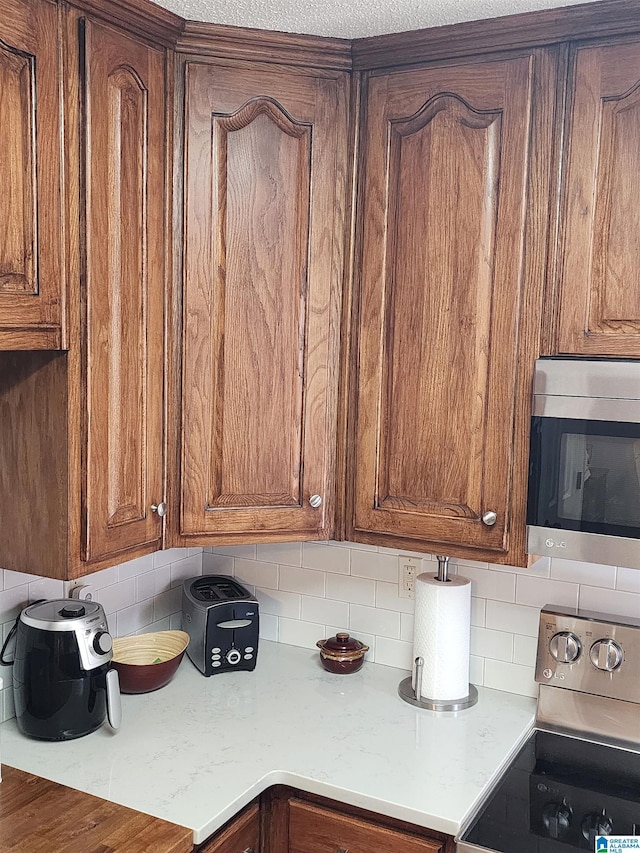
{"left": 66, "top": 0, "right": 184, "bottom": 46}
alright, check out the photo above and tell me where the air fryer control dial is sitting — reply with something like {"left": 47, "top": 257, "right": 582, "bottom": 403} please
{"left": 549, "top": 632, "right": 581, "bottom": 664}
{"left": 589, "top": 639, "right": 623, "bottom": 672}
{"left": 93, "top": 631, "right": 113, "bottom": 655}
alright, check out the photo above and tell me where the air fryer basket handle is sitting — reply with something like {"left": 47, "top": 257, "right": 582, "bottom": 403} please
{"left": 106, "top": 668, "right": 122, "bottom": 731}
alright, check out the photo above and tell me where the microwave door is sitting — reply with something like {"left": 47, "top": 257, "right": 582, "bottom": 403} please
{"left": 560, "top": 433, "right": 589, "bottom": 521}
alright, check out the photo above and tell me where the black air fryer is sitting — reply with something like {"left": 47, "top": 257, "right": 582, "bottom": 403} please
{"left": 182, "top": 576, "right": 259, "bottom": 675}
{"left": 13, "top": 599, "right": 121, "bottom": 740}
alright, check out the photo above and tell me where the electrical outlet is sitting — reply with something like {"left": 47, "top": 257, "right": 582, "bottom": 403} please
{"left": 398, "top": 556, "right": 420, "bottom": 599}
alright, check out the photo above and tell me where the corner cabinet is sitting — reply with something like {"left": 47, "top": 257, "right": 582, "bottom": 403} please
{"left": 0, "top": 0, "right": 64, "bottom": 349}
{"left": 556, "top": 37, "right": 640, "bottom": 357}
{"left": 347, "top": 50, "right": 558, "bottom": 565}
{"left": 171, "top": 58, "right": 349, "bottom": 546}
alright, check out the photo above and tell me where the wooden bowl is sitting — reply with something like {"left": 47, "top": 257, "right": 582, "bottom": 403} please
{"left": 111, "top": 631, "right": 190, "bottom": 694}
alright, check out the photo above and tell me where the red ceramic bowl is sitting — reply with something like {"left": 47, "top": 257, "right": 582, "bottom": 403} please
{"left": 111, "top": 630, "right": 190, "bottom": 694}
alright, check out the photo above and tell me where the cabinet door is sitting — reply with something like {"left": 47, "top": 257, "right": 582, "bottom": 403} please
{"left": 199, "top": 803, "right": 259, "bottom": 853}
{"left": 288, "top": 800, "right": 446, "bottom": 853}
{"left": 0, "top": 0, "right": 63, "bottom": 348}
{"left": 557, "top": 39, "right": 640, "bottom": 356}
{"left": 350, "top": 54, "right": 547, "bottom": 557}
{"left": 179, "top": 62, "right": 347, "bottom": 542}
{"left": 81, "top": 19, "right": 165, "bottom": 561}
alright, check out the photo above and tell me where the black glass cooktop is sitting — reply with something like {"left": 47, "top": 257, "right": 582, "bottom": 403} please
{"left": 459, "top": 730, "right": 640, "bottom": 852}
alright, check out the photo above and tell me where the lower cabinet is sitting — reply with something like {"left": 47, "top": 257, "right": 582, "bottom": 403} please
{"left": 198, "top": 803, "right": 260, "bottom": 853}
{"left": 260, "top": 788, "right": 454, "bottom": 853}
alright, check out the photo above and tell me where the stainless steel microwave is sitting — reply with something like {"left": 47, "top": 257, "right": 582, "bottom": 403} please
{"left": 527, "top": 358, "right": 640, "bottom": 569}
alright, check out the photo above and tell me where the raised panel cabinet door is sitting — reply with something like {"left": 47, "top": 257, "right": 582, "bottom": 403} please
{"left": 557, "top": 39, "right": 640, "bottom": 356}
{"left": 288, "top": 800, "right": 447, "bottom": 853}
{"left": 198, "top": 803, "right": 260, "bottom": 853}
{"left": 180, "top": 62, "right": 347, "bottom": 540}
{"left": 81, "top": 19, "right": 165, "bottom": 561}
{"left": 0, "top": 0, "right": 63, "bottom": 348}
{"left": 351, "top": 55, "right": 542, "bottom": 555}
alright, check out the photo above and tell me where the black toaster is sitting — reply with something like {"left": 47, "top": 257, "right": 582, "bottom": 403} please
{"left": 182, "top": 575, "right": 259, "bottom": 675}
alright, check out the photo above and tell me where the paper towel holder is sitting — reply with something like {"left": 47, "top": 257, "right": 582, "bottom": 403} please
{"left": 399, "top": 657, "right": 478, "bottom": 712}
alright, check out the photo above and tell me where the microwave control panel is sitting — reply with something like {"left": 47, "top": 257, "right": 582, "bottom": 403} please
{"left": 535, "top": 605, "right": 640, "bottom": 704}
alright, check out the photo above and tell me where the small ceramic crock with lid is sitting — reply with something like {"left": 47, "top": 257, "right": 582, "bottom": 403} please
{"left": 316, "top": 632, "right": 369, "bottom": 674}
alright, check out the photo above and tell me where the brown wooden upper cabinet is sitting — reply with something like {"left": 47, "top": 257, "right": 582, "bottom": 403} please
{"left": 78, "top": 16, "right": 166, "bottom": 563}
{"left": 347, "top": 50, "right": 557, "bottom": 565}
{"left": 556, "top": 37, "right": 640, "bottom": 357}
{"left": 0, "top": 0, "right": 64, "bottom": 349}
{"left": 173, "top": 59, "right": 349, "bottom": 546}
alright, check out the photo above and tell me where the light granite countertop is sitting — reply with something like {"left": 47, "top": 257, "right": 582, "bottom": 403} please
{"left": 0, "top": 640, "right": 535, "bottom": 845}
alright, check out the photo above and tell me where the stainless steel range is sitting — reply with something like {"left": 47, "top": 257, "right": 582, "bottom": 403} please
{"left": 456, "top": 605, "right": 640, "bottom": 852}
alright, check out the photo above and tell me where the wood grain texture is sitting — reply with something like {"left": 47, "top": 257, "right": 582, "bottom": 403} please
{"left": 288, "top": 799, "right": 446, "bottom": 853}
{"left": 352, "top": 0, "right": 640, "bottom": 70}
{"left": 177, "top": 58, "right": 348, "bottom": 543}
{"left": 0, "top": 352, "right": 69, "bottom": 578}
{"left": 0, "top": 766, "right": 193, "bottom": 853}
{"left": 198, "top": 803, "right": 259, "bottom": 853}
{"left": 81, "top": 17, "right": 165, "bottom": 561}
{"left": 177, "top": 22, "right": 351, "bottom": 71}
{"left": 557, "top": 36, "right": 640, "bottom": 356}
{"left": 348, "top": 49, "right": 556, "bottom": 564}
{"left": 67, "top": 0, "right": 183, "bottom": 47}
{"left": 0, "top": 0, "right": 64, "bottom": 346}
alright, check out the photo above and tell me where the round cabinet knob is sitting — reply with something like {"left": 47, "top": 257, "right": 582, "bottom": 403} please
{"left": 93, "top": 631, "right": 113, "bottom": 655}
{"left": 309, "top": 494, "right": 323, "bottom": 508}
{"left": 151, "top": 501, "right": 167, "bottom": 517}
{"left": 481, "top": 510, "right": 497, "bottom": 526}
{"left": 549, "top": 631, "right": 582, "bottom": 664}
{"left": 589, "top": 639, "right": 623, "bottom": 672}
{"left": 582, "top": 811, "right": 613, "bottom": 846}
{"left": 542, "top": 802, "right": 572, "bottom": 840}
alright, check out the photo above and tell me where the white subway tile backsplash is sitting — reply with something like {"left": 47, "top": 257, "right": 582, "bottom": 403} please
{"left": 259, "top": 613, "right": 279, "bottom": 642}
{"left": 485, "top": 600, "right": 540, "bottom": 637}
{"left": 551, "top": 558, "right": 616, "bottom": 588}
{"left": 257, "top": 542, "right": 302, "bottom": 566}
{"left": 326, "top": 573, "right": 375, "bottom": 606}
{"left": 471, "top": 597, "right": 486, "bottom": 627}
{"left": 303, "top": 542, "right": 350, "bottom": 574}
{"left": 202, "top": 552, "right": 234, "bottom": 575}
{"left": 279, "top": 617, "right": 323, "bottom": 650}
{"left": 616, "top": 566, "right": 640, "bottom": 593}
{"left": 375, "top": 637, "right": 413, "bottom": 670}
{"left": 578, "top": 585, "right": 640, "bottom": 619}
{"left": 3, "top": 539, "right": 640, "bottom": 719}
{"left": 234, "top": 558, "right": 278, "bottom": 590}
{"left": 457, "top": 565, "right": 516, "bottom": 603}
{"left": 375, "top": 581, "right": 414, "bottom": 614}
{"left": 484, "top": 659, "right": 537, "bottom": 698}
{"left": 349, "top": 603, "right": 400, "bottom": 640}
{"left": 350, "top": 550, "right": 398, "bottom": 583}
{"left": 513, "top": 634, "right": 538, "bottom": 668}
{"left": 169, "top": 554, "right": 202, "bottom": 588}
{"left": 279, "top": 565, "right": 325, "bottom": 597}
{"left": 301, "top": 595, "right": 348, "bottom": 627}
{"left": 470, "top": 626, "right": 513, "bottom": 662}
{"left": 515, "top": 574, "right": 579, "bottom": 609}
{"left": 255, "top": 588, "right": 301, "bottom": 619}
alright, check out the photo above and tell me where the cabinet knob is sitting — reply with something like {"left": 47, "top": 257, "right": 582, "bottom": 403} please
{"left": 309, "top": 494, "right": 323, "bottom": 508}
{"left": 337, "top": 848, "right": 349, "bottom": 853}
{"left": 151, "top": 501, "right": 167, "bottom": 517}
{"left": 481, "top": 510, "right": 497, "bottom": 526}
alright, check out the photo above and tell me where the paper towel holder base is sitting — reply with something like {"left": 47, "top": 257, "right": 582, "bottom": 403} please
{"left": 398, "top": 655, "right": 478, "bottom": 712}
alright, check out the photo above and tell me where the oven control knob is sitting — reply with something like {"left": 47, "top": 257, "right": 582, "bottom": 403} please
{"left": 581, "top": 811, "right": 613, "bottom": 846}
{"left": 549, "top": 631, "right": 581, "bottom": 663}
{"left": 589, "top": 639, "right": 623, "bottom": 672}
{"left": 542, "top": 802, "right": 572, "bottom": 839}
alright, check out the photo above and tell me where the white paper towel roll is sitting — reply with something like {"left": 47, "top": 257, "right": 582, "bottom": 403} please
{"left": 412, "top": 572, "right": 471, "bottom": 702}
